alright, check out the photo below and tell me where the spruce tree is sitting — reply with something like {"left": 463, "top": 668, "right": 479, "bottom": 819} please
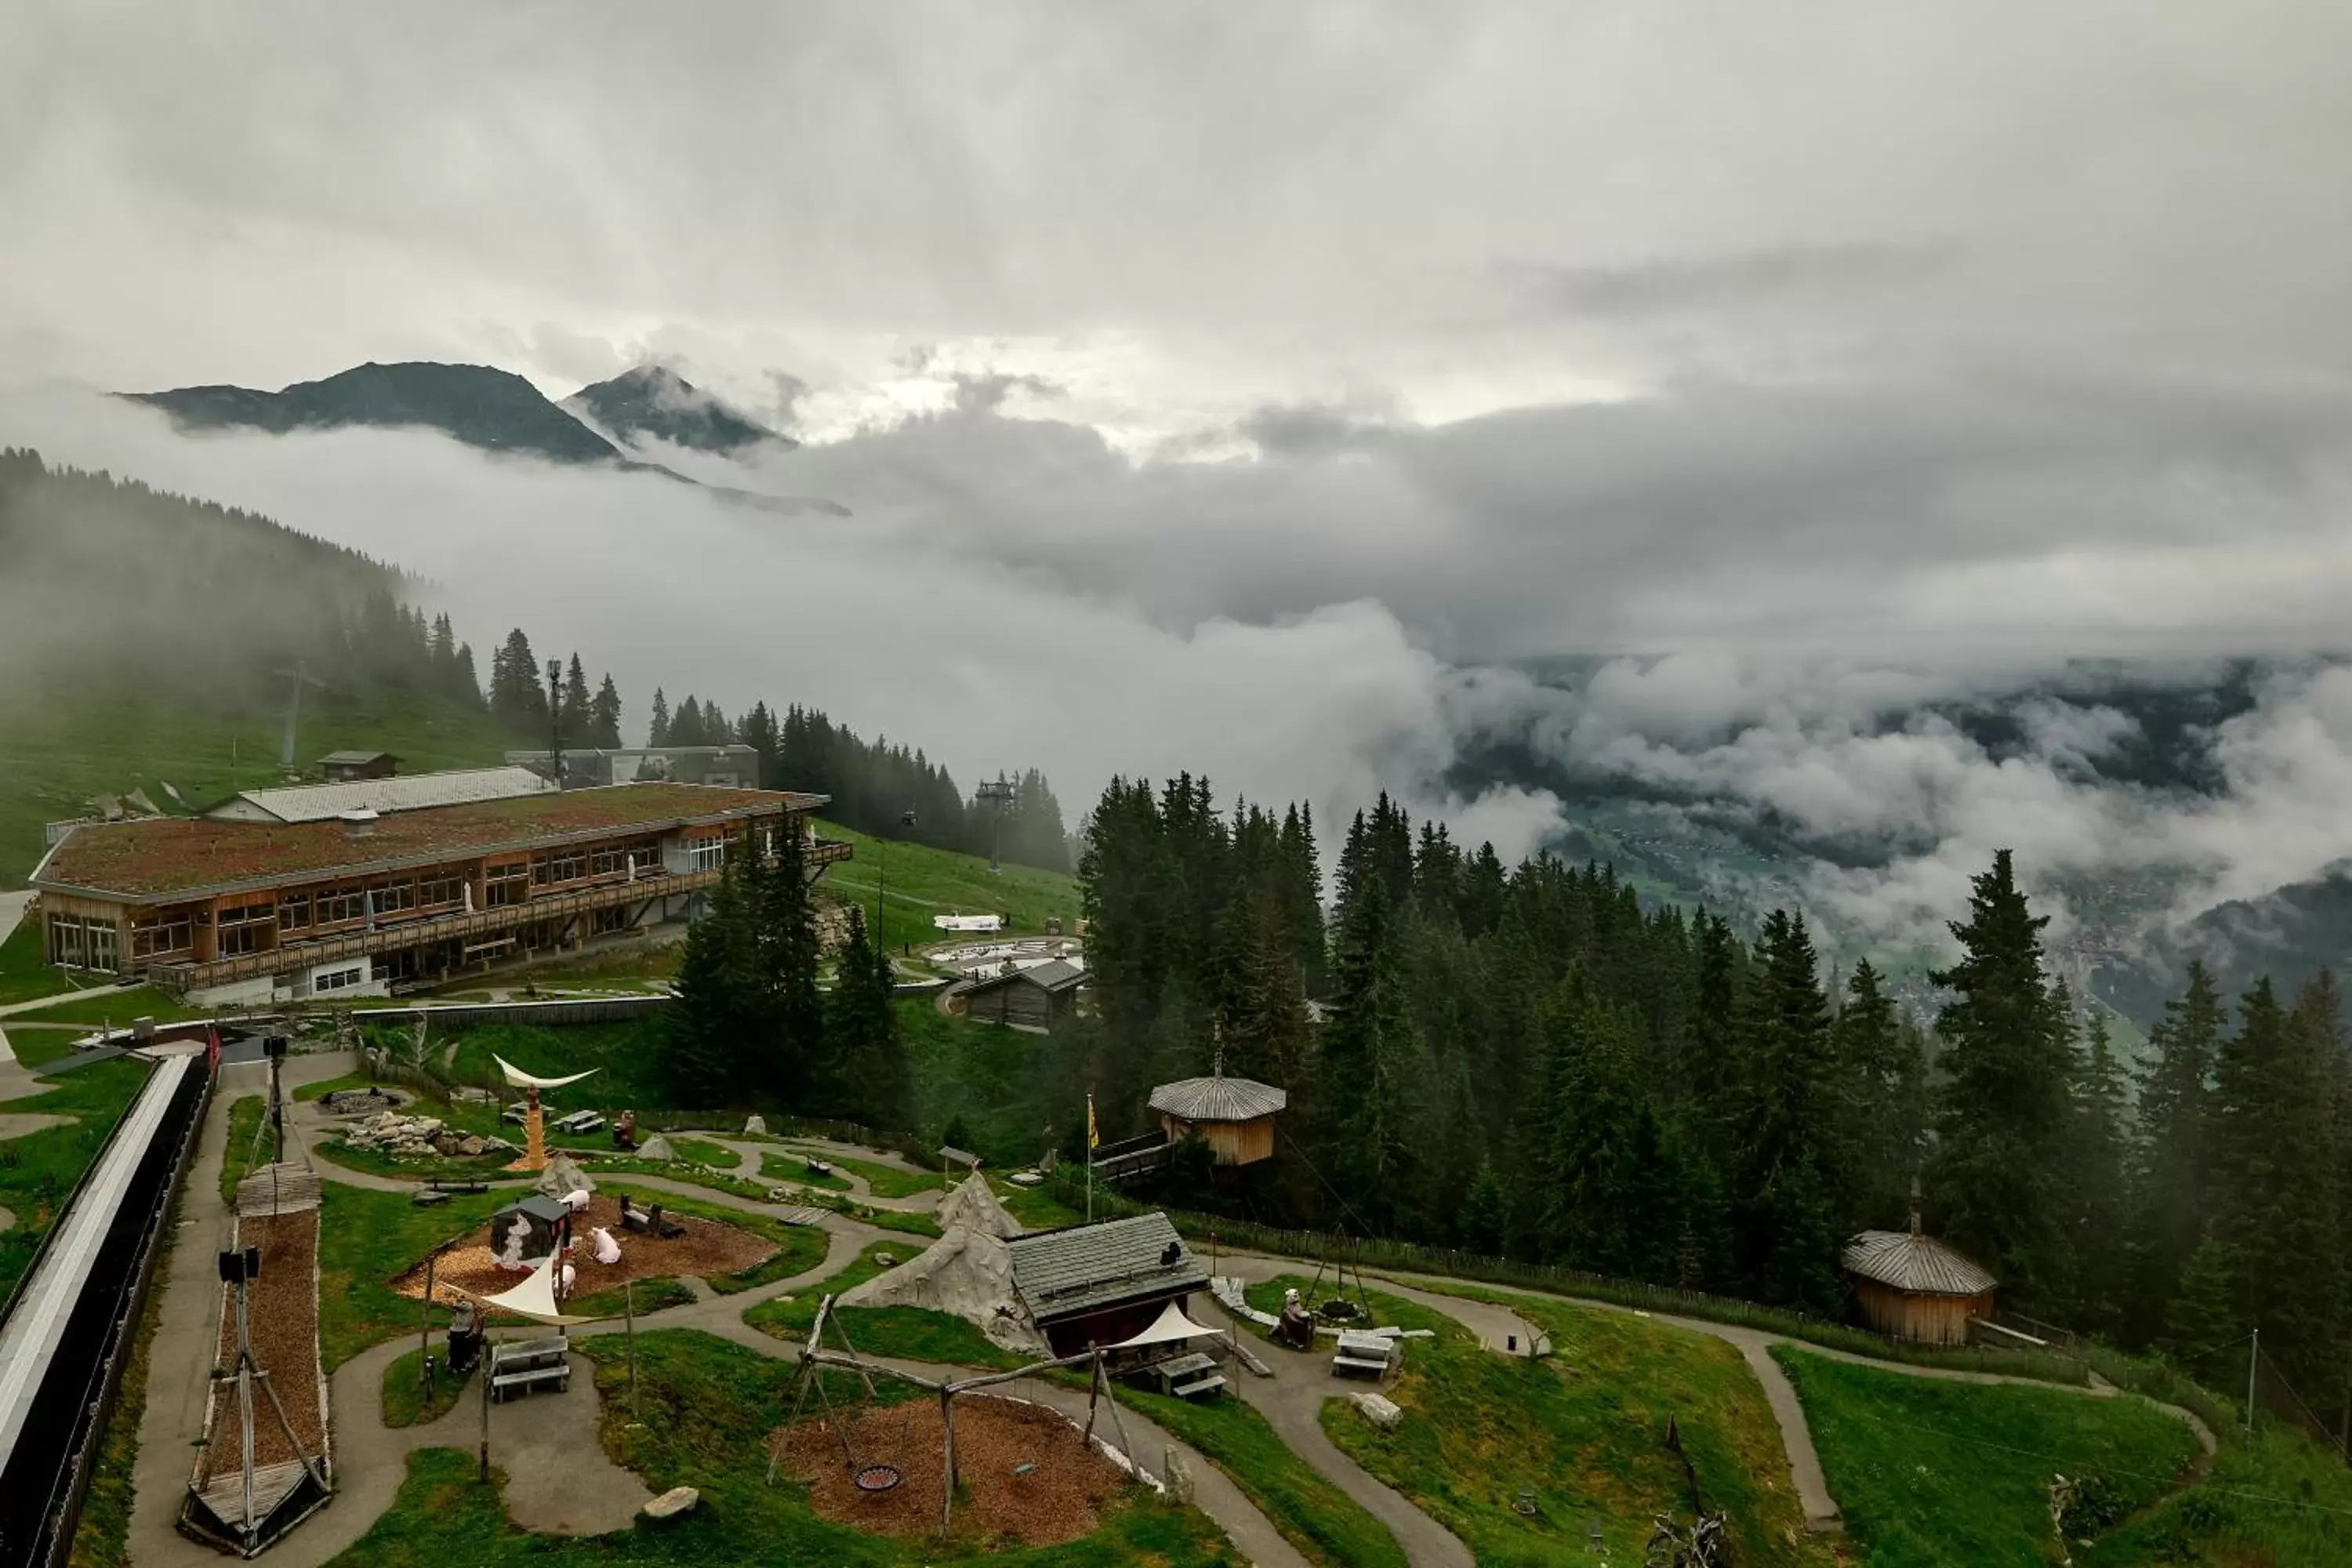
{"left": 560, "top": 654, "right": 591, "bottom": 742}
{"left": 827, "top": 906, "right": 912, "bottom": 1130}
{"left": 662, "top": 857, "right": 755, "bottom": 1105}
{"left": 2125, "top": 962, "right": 2223, "bottom": 1345}
{"left": 591, "top": 674, "right": 624, "bottom": 750}
{"left": 2165, "top": 1227, "right": 2245, "bottom": 1389}
{"left": 1832, "top": 957, "right": 1926, "bottom": 1232}
{"left": 2069, "top": 1006, "right": 2133, "bottom": 1334}
{"left": 1929, "top": 851, "right": 2075, "bottom": 1309}
{"left": 1457, "top": 1160, "right": 1506, "bottom": 1255}
{"left": 647, "top": 687, "right": 670, "bottom": 746}
{"left": 1319, "top": 873, "right": 1427, "bottom": 1236}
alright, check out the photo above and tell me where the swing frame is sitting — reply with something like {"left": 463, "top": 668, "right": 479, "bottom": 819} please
{"left": 770, "top": 1294, "right": 1146, "bottom": 1537}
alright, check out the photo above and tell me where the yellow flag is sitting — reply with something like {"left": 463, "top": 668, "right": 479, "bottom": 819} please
{"left": 1087, "top": 1092, "right": 1098, "bottom": 1150}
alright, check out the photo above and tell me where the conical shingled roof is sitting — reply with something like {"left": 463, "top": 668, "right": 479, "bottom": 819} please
{"left": 1840, "top": 1229, "right": 1997, "bottom": 1297}
{"left": 1149, "top": 1073, "right": 1287, "bottom": 1122}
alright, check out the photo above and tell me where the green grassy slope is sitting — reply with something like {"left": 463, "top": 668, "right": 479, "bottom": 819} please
{"left": 2082, "top": 1423, "right": 2352, "bottom": 1567}
{"left": 1774, "top": 1346, "right": 2202, "bottom": 1566}
{"left": 0, "top": 1059, "right": 152, "bottom": 1298}
{"left": 1290, "top": 1278, "right": 1832, "bottom": 1567}
{"left": 811, "top": 818, "right": 1081, "bottom": 953}
{"left": 0, "top": 689, "right": 521, "bottom": 888}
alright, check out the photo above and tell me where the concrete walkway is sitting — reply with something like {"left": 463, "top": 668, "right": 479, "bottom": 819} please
{"left": 0, "top": 890, "right": 29, "bottom": 948}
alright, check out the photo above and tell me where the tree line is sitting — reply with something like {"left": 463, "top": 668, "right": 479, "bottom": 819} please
{"left": 1062, "top": 776, "right": 2350, "bottom": 1415}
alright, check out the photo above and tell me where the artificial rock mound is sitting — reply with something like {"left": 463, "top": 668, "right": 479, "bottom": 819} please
{"left": 838, "top": 1174, "right": 1044, "bottom": 1353}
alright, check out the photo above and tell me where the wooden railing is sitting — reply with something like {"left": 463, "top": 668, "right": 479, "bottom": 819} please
{"left": 147, "top": 837, "right": 851, "bottom": 995}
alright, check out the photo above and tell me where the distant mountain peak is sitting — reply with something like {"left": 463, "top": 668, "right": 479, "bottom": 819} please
{"left": 564, "top": 364, "right": 792, "bottom": 456}
{"left": 126, "top": 361, "right": 623, "bottom": 466}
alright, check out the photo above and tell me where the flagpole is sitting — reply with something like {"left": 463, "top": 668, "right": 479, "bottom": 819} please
{"left": 1086, "top": 1089, "right": 1095, "bottom": 1224}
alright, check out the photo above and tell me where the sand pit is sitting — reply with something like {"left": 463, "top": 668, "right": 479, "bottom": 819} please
{"left": 392, "top": 1194, "right": 776, "bottom": 1306}
{"left": 772, "top": 1393, "right": 1132, "bottom": 1546}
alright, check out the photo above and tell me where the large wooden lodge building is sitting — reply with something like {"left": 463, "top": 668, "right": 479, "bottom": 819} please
{"left": 30, "top": 780, "right": 846, "bottom": 1005}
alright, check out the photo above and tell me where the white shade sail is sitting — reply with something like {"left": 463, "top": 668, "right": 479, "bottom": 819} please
{"left": 468, "top": 1248, "right": 603, "bottom": 1326}
{"left": 1109, "top": 1299, "right": 1215, "bottom": 1349}
{"left": 493, "top": 1054, "right": 601, "bottom": 1091}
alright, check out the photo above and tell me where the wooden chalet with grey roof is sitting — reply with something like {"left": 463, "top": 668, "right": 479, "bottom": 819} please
{"left": 1005, "top": 1211, "right": 1209, "bottom": 1355}
{"left": 29, "top": 781, "right": 846, "bottom": 1007}
{"left": 962, "top": 957, "right": 1090, "bottom": 1029}
{"left": 1841, "top": 1200, "right": 1999, "bottom": 1345}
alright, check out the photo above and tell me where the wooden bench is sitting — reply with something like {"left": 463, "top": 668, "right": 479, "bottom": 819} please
{"left": 489, "top": 1338, "right": 572, "bottom": 1402}
{"left": 553, "top": 1110, "right": 605, "bottom": 1134}
{"left": 1331, "top": 1331, "right": 1395, "bottom": 1379}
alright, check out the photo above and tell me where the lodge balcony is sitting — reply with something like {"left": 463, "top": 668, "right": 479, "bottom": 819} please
{"left": 144, "top": 837, "right": 851, "bottom": 996}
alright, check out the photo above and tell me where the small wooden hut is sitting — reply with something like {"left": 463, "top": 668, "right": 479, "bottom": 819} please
{"left": 1840, "top": 1206, "right": 1998, "bottom": 1345}
{"left": 1147, "top": 1064, "right": 1287, "bottom": 1167}
{"left": 1005, "top": 1211, "right": 1207, "bottom": 1355}
{"left": 963, "top": 960, "right": 1089, "bottom": 1029}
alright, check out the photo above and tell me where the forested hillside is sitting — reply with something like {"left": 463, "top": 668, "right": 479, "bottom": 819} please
{"left": 1065, "top": 776, "right": 2352, "bottom": 1430}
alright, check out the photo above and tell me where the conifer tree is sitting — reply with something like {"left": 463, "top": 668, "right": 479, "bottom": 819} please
{"left": 2125, "top": 961, "right": 2223, "bottom": 1345}
{"left": 647, "top": 687, "right": 670, "bottom": 746}
{"left": 559, "top": 654, "right": 591, "bottom": 742}
{"left": 2069, "top": 1006, "right": 2133, "bottom": 1334}
{"left": 1457, "top": 1160, "right": 1506, "bottom": 1255}
{"left": 662, "top": 856, "right": 756, "bottom": 1105}
{"left": 2165, "top": 1227, "right": 2245, "bottom": 1389}
{"left": 1929, "top": 851, "right": 2075, "bottom": 1309}
{"left": 1319, "top": 873, "right": 1426, "bottom": 1236}
{"left": 1833, "top": 957, "right": 1927, "bottom": 1232}
{"left": 827, "top": 906, "right": 911, "bottom": 1129}
{"left": 590, "top": 674, "right": 624, "bottom": 749}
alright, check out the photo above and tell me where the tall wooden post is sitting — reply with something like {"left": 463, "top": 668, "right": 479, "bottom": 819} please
{"left": 421, "top": 1250, "right": 437, "bottom": 1399}
{"left": 625, "top": 1278, "right": 639, "bottom": 1419}
{"left": 478, "top": 1332, "right": 493, "bottom": 1483}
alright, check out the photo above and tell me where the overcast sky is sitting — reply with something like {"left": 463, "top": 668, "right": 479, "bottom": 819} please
{"left": 9, "top": 2, "right": 2352, "bottom": 951}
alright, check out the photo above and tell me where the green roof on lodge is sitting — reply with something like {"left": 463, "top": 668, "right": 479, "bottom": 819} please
{"left": 35, "top": 782, "right": 827, "bottom": 901}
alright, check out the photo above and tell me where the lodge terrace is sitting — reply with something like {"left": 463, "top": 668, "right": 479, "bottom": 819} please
{"left": 29, "top": 780, "right": 848, "bottom": 1004}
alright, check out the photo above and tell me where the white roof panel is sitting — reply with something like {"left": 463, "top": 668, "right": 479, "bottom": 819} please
{"left": 213, "top": 766, "right": 556, "bottom": 823}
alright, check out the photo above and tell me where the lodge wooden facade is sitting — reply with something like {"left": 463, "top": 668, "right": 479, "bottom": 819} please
{"left": 1839, "top": 1225, "right": 1999, "bottom": 1346}
{"left": 1148, "top": 1070, "right": 1287, "bottom": 1167}
{"left": 31, "top": 782, "right": 845, "bottom": 1004}
{"left": 963, "top": 959, "right": 1088, "bottom": 1029}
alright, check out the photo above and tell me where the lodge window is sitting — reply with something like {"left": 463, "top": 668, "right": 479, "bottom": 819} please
{"left": 278, "top": 895, "right": 310, "bottom": 934}
{"left": 418, "top": 874, "right": 464, "bottom": 909}
{"left": 130, "top": 913, "right": 194, "bottom": 959}
{"left": 688, "top": 834, "right": 726, "bottom": 872}
{"left": 316, "top": 885, "right": 368, "bottom": 926}
{"left": 50, "top": 913, "right": 125, "bottom": 970}
{"left": 485, "top": 864, "right": 530, "bottom": 907}
{"left": 216, "top": 904, "right": 274, "bottom": 957}
{"left": 369, "top": 879, "right": 416, "bottom": 916}
{"left": 87, "top": 921, "right": 118, "bottom": 971}
{"left": 314, "top": 965, "right": 365, "bottom": 993}
{"left": 531, "top": 851, "right": 588, "bottom": 886}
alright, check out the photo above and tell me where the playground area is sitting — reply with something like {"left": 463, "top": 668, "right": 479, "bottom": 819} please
{"left": 771, "top": 1393, "right": 1131, "bottom": 1546}
{"left": 392, "top": 1192, "right": 777, "bottom": 1305}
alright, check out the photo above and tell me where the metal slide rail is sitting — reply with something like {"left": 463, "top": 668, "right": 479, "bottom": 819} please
{"left": 0, "top": 1051, "right": 210, "bottom": 1568}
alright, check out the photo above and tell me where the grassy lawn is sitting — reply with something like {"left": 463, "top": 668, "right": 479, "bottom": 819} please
{"left": 811, "top": 818, "right": 1080, "bottom": 955}
{"left": 440, "top": 1017, "right": 681, "bottom": 1111}
{"left": 905, "top": 1001, "right": 1076, "bottom": 1168}
{"left": 0, "top": 1057, "right": 149, "bottom": 1299}
{"left": 567, "top": 1274, "right": 699, "bottom": 1321}
{"left": 762, "top": 1149, "right": 851, "bottom": 1190}
{"left": 597, "top": 1181, "right": 829, "bottom": 1294}
{"left": 316, "top": 1183, "right": 506, "bottom": 1370}
{"left": 666, "top": 1134, "right": 739, "bottom": 1168}
{"left": 1120, "top": 1385, "right": 1408, "bottom": 1568}
{"left": 2082, "top": 1423, "right": 2352, "bottom": 1567}
{"left": 744, "top": 1238, "right": 904, "bottom": 1339}
{"left": 3, "top": 985, "right": 208, "bottom": 1025}
{"left": 786, "top": 1146, "right": 943, "bottom": 1199}
{"left": 2, "top": 1024, "right": 85, "bottom": 1067}
{"left": 1287, "top": 1275, "right": 1835, "bottom": 1567}
{"left": 0, "top": 917, "right": 74, "bottom": 1006}
{"left": 219, "top": 1094, "right": 268, "bottom": 1200}
{"left": 1774, "top": 1346, "right": 2203, "bottom": 1566}
{"left": 312, "top": 1138, "right": 514, "bottom": 1184}
{"left": 324, "top": 1330, "right": 1238, "bottom": 1567}
{"left": 0, "top": 688, "right": 517, "bottom": 894}
{"left": 826, "top": 1304, "right": 1029, "bottom": 1370}
{"left": 996, "top": 1180, "right": 1086, "bottom": 1232}
{"left": 382, "top": 1347, "right": 476, "bottom": 1429}
{"left": 579, "top": 1154, "right": 774, "bottom": 1203}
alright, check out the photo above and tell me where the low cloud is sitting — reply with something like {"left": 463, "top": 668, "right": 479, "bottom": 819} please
{"left": 1508, "top": 241, "right": 1961, "bottom": 318}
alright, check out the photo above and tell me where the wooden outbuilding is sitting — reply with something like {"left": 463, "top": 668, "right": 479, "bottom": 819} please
{"left": 963, "top": 959, "right": 1088, "bottom": 1029}
{"left": 1148, "top": 1067, "right": 1287, "bottom": 1167}
{"left": 1005, "top": 1211, "right": 1208, "bottom": 1356}
{"left": 1840, "top": 1214, "right": 1998, "bottom": 1345}
{"left": 318, "top": 750, "right": 398, "bottom": 782}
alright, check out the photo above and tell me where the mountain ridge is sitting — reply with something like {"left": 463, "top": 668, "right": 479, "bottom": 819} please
{"left": 564, "top": 364, "right": 790, "bottom": 456}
